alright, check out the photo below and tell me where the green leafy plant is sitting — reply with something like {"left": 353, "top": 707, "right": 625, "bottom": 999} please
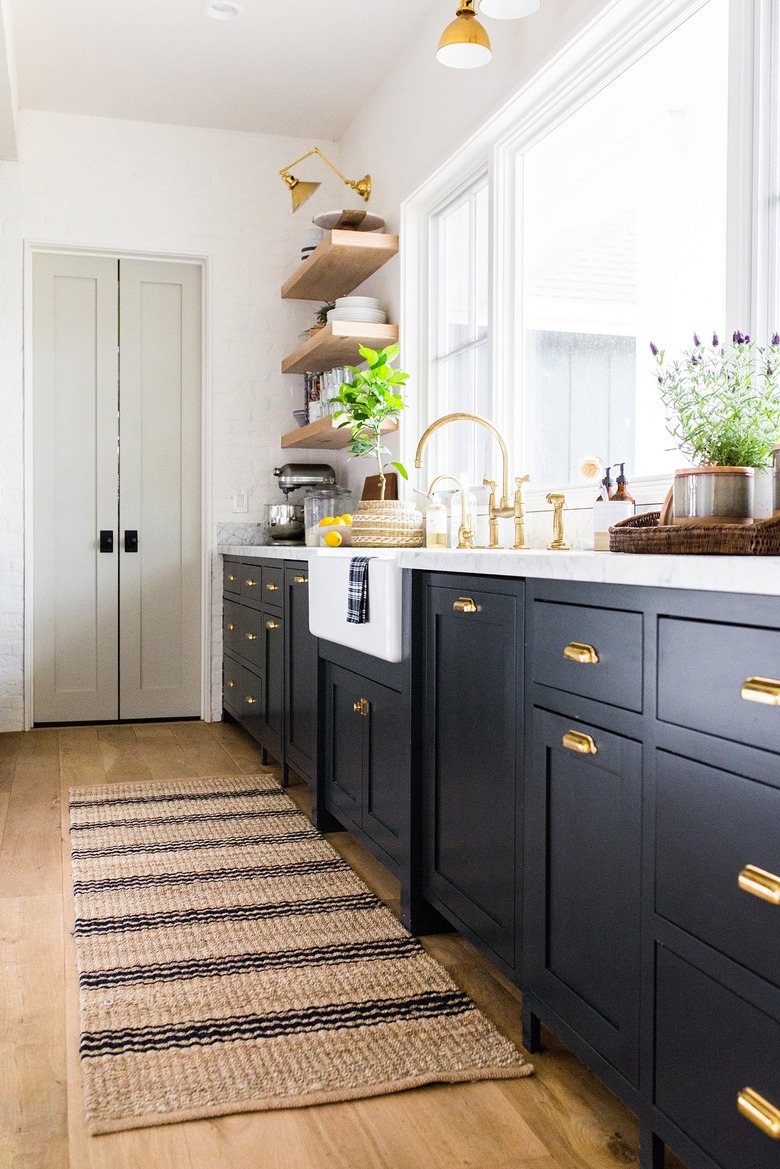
{"left": 329, "top": 344, "right": 409, "bottom": 500}
{"left": 651, "top": 331, "right": 780, "bottom": 467}
{"left": 315, "top": 301, "right": 336, "bottom": 325}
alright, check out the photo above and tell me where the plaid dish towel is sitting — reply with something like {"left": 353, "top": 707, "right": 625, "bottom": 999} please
{"left": 347, "top": 556, "right": 375, "bottom": 624}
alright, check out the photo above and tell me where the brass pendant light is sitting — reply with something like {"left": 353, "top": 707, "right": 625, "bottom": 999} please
{"left": 437, "top": 0, "right": 492, "bottom": 69}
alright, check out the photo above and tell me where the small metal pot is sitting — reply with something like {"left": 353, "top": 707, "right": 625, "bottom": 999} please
{"left": 263, "top": 503, "right": 305, "bottom": 542}
{"left": 673, "top": 466, "right": 754, "bottom": 526}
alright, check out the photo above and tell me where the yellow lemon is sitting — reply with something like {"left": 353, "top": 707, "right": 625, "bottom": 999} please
{"left": 341, "top": 513, "right": 353, "bottom": 525}
{"left": 318, "top": 515, "right": 337, "bottom": 527}
{"left": 323, "top": 530, "right": 343, "bottom": 547}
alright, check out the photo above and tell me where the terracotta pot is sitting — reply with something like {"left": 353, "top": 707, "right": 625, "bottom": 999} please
{"left": 351, "top": 499, "right": 424, "bottom": 548}
{"left": 672, "top": 466, "right": 754, "bottom": 526}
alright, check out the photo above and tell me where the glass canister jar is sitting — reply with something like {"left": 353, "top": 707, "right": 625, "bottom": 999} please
{"left": 304, "top": 486, "right": 354, "bottom": 545}
{"left": 773, "top": 443, "right": 780, "bottom": 516}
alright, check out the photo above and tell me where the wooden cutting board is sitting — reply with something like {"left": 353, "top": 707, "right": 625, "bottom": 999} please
{"left": 361, "top": 472, "right": 399, "bottom": 501}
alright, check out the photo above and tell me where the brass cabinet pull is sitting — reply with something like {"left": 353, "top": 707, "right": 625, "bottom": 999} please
{"left": 293, "top": 575, "right": 308, "bottom": 584}
{"left": 266, "top": 582, "right": 280, "bottom": 592}
{"left": 738, "top": 864, "right": 780, "bottom": 905}
{"left": 738, "top": 1087, "right": 780, "bottom": 1139}
{"left": 563, "top": 641, "right": 599, "bottom": 665}
{"left": 562, "top": 730, "right": 598, "bottom": 755}
{"left": 226, "top": 623, "right": 235, "bottom": 631}
{"left": 353, "top": 698, "right": 369, "bottom": 716}
{"left": 245, "top": 696, "right": 257, "bottom": 705}
{"left": 226, "top": 680, "right": 236, "bottom": 688}
{"left": 245, "top": 578, "right": 257, "bottom": 586}
{"left": 741, "top": 676, "right": 780, "bottom": 706}
{"left": 266, "top": 620, "right": 280, "bottom": 630}
{"left": 453, "top": 597, "right": 479, "bottom": 614}
{"left": 227, "top": 573, "right": 236, "bottom": 582}
{"left": 245, "top": 632, "right": 257, "bottom": 641}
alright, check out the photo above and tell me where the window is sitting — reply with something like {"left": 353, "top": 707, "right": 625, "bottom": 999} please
{"left": 411, "top": 0, "right": 769, "bottom": 495}
{"left": 521, "top": 0, "right": 729, "bottom": 484}
{"left": 426, "top": 177, "right": 491, "bottom": 489}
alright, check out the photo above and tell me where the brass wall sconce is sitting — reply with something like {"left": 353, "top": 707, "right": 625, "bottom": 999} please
{"left": 278, "top": 147, "right": 371, "bottom": 213}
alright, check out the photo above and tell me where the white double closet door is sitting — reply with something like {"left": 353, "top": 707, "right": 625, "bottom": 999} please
{"left": 32, "top": 253, "right": 202, "bottom": 724}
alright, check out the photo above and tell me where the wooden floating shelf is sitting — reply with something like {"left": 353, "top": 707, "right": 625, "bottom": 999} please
{"left": 281, "top": 415, "right": 398, "bottom": 451}
{"left": 281, "top": 230, "right": 399, "bottom": 302}
{"left": 281, "top": 321, "right": 399, "bottom": 375}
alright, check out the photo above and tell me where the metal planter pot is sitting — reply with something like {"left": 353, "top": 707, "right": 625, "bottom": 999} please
{"left": 672, "top": 466, "right": 754, "bottom": 526}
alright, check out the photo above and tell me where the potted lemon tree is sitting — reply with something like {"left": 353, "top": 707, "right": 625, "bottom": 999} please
{"left": 330, "top": 344, "right": 423, "bottom": 547}
{"left": 652, "top": 331, "right": 780, "bottom": 525}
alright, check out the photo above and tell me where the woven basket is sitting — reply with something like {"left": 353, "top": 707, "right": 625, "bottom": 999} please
{"left": 609, "top": 511, "right": 780, "bottom": 555}
{"left": 352, "top": 499, "right": 424, "bottom": 548}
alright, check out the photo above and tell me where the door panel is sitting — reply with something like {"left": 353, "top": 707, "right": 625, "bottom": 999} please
{"left": 33, "top": 253, "right": 119, "bottom": 723}
{"left": 118, "top": 260, "right": 202, "bottom": 719}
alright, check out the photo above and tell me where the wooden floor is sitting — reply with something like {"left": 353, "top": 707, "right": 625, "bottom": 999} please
{"left": 0, "top": 721, "right": 684, "bottom": 1169}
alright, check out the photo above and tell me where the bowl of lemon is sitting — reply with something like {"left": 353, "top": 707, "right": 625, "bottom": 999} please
{"left": 317, "top": 513, "right": 354, "bottom": 547}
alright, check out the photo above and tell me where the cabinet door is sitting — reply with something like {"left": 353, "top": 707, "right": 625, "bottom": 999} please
{"left": 284, "top": 566, "right": 317, "bottom": 782}
{"left": 262, "top": 609, "right": 284, "bottom": 761}
{"left": 524, "top": 706, "right": 642, "bottom": 1084}
{"left": 423, "top": 579, "right": 522, "bottom": 973}
{"left": 361, "top": 676, "right": 403, "bottom": 862}
{"left": 324, "top": 664, "right": 365, "bottom": 824}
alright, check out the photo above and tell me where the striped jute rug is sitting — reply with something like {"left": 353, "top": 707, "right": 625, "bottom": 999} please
{"left": 68, "top": 775, "right": 531, "bottom": 1135}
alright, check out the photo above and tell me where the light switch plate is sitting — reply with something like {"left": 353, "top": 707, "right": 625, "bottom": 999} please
{"left": 232, "top": 489, "right": 248, "bottom": 513}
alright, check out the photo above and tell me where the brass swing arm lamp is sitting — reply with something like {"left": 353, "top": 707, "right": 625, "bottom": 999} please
{"left": 279, "top": 147, "right": 371, "bottom": 213}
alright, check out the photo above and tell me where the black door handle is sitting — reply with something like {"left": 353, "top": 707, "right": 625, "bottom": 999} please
{"left": 99, "top": 530, "right": 114, "bottom": 553}
{"left": 124, "top": 530, "right": 139, "bottom": 553}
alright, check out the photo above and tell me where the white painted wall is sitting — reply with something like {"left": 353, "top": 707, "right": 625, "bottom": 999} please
{"left": 0, "top": 110, "right": 352, "bottom": 731}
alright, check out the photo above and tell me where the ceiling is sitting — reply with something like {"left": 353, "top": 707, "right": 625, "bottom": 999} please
{"left": 8, "top": 0, "right": 432, "bottom": 140}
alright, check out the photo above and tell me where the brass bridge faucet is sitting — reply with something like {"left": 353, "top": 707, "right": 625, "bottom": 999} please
{"left": 414, "top": 412, "right": 515, "bottom": 549}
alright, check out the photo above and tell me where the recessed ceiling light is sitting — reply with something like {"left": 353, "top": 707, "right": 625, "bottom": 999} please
{"left": 203, "top": 1, "right": 243, "bottom": 19}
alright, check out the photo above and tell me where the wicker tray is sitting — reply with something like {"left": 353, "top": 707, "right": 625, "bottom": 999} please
{"left": 609, "top": 511, "right": 780, "bottom": 555}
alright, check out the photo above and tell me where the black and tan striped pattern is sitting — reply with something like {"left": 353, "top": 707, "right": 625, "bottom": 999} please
{"left": 69, "top": 775, "right": 531, "bottom": 1135}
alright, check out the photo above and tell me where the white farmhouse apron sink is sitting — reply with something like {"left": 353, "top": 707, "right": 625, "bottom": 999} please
{"left": 308, "top": 549, "right": 403, "bottom": 662}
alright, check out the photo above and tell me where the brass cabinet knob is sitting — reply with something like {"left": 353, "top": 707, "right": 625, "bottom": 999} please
{"left": 562, "top": 730, "right": 598, "bottom": 755}
{"left": 353, "top": 698, "right": 369, "bottom": 716}
{"left": 738, "top": 864, "right": 780, "bottom": 905}
{"left": 737, "top": 1087, "right": 780, "bottom": 1139}
{"left": 293, "top": 574, "right": 308, "bottom": 584}
{"left": 245, "top": 696, "right": 257, "bottom": 705}
{"left": 266, "top": 620, "right": 279, "bottom": 630}
{"left": 563, "top": 642, "right": 599, "bottom": 665}
{"left": 453, "top": 597, "right": 479, "bottom": 614}
{"left": 226, "top": 680, "right": 236, "bottom": 688}
{"left": 227, "top": 573, "right": 236, "bottom": 582}
{"left": 245, "top": 632, "right": 257, "bottom": 641}
{"left": 741, "top": 676, "right": 780, "bottom": 705}
{"left": 245, "top": 578, "right": 257, "bottom": 587}
{"left": 266, "top": 582, "right": 279, "bottom": 592}
{"left": 226, "top": 623, "right": 235, "bottom": 631}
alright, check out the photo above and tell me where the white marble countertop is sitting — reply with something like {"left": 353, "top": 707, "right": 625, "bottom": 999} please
{"left": 218, "top": 544, "right": 780, "bottom": 597}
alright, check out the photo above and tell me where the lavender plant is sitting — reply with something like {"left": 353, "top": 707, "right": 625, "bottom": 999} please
{"left": 651, "top": 331, "right": 780, "bottom": 467}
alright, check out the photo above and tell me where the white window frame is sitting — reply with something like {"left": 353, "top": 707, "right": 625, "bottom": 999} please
{"left": 402, "top": 0, "right": 774, "bottom": 509}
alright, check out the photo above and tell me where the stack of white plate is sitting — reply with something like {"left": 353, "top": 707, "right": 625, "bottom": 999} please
{"left": 327, "top": 296, "right": 386, "bottom": 324}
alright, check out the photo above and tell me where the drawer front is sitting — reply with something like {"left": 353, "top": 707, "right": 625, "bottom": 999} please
{"left": 532, "top": 600, "right": 643, "bottom": 712}
{"left": 656, "top": 751, "right": 780, "bottom": 987}
{"left": 223, "top": 598, "right": 243, "bottom": 657}
{"left": 655, "top": 946, "right": 780, "bottom": 1169}
{"left": 223, "top": 562, "right": 241, "bottom": 595}
{"left": 223, "top": 657, "right": 264, "bottom": 733}
{"left": 658, "top": 616, "right": 780, "bottom": 753}
{"left": 261, "top": 566, "right": 284, "bottom": 607}
{"left": 238, "top": 605, "right": 265, "bottom": 673}
{"left": 240, "top": 565, "right": 263, "bottom": 605}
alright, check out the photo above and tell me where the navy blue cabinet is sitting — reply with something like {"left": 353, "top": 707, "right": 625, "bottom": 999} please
{"left": 421, "top": 574, "right": 524, "bottom": 980}
{"left": 284, "top": 563, "right": 317, "bottom": 785}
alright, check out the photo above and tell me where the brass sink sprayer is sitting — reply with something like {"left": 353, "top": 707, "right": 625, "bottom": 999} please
{"left": 414, "top": 412, "right": 533, "bottom": 550}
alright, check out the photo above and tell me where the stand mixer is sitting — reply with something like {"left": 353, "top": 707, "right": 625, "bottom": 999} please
{"left": 264, "top": 464, "right": 337, "bottom": 544}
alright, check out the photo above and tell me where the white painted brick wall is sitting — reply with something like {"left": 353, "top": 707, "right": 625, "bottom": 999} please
{"left": 0, "top": 110, "right": 352, "bottom": 731}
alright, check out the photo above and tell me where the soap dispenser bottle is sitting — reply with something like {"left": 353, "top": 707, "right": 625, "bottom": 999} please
{"left": 425, "top": 493, "right": 448, "bottom": 549}
{"left": 613, "top": 463, "right": 635, "bottom": 504}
